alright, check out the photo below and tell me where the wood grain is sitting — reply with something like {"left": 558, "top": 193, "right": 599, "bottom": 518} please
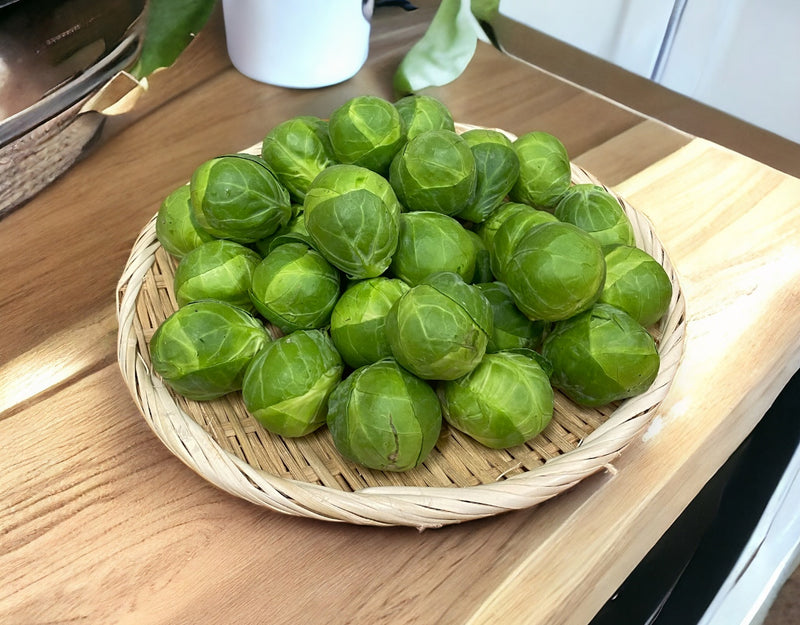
{"left": 464, "top": 138, "right": 800, "bottom": 625}
{"left": 0, "top": 365, "right": 556, "bottom": 625}
{"left": 2, "top": 1, "right": 799, "bottom": 624}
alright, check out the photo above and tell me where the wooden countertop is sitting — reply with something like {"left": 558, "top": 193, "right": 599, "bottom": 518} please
{"left": 2, "top": 3, "right": 799, "bottom": 624}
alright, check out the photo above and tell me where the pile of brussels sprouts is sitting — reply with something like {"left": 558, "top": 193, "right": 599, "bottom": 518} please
{"left": 151, "top": 94, "right": 672, "bottom": 473}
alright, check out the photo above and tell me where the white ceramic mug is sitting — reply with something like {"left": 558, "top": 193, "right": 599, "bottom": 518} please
{"left": 222, "top": 0, "right": 374, "bottom": 88}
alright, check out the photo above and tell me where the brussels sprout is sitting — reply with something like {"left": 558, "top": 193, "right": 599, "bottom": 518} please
{"left": 542, "top": 303, "right": 660, "bottom": 407}
{"left": 190, "top": 153, "right": 292, "bottom": 243}
{"left": 467, "top": 230, "right": 493, "bottom": 284}
{"left": 389, "top": 129, "right": 477, "bottom": 216}
{"left": 330, "top": 278, "right": 410, "bottom": 369}
{"left": 600, "top": 245, "right": 672, "bottom": 327}
{"left": 242, "top": 329, "right": 343, "bottom": 437}
{"left": 252, "top": 211, "right": 313, "bottom": 256}
{"left": 385, "top": 272, "right": 492, "bottom": 380}
{"left": 304, "top": 164, "right": 401, "bottom": 279}
{"left": 390, "top": 211, "right": 476, "bottom": 285}
{"left": 505, "top": 221, "right": 606, "bottom": 321}
{"left": 476, "top": 282, "right": 546, "bottom": 352}
{"left": 249, "top": 242, "right": 340, "bottom": 334}
{"left": 457, "top": 129, "right": 520, "bottom": 223}
{"left": 149, "top": 299, "right": 269, "bottom": 401}
{"left": 476, "top": 202, "right": 531, "bottom": 254}
{"left": 439, "top": 351, "right": 553, "bottom": 448}
{"left": 155, "top": 184, "right": 214, "bottom": 258}
{"left": 173, "top": 239, "right": 261, "bottom": 311}
{"left": 394, "top": 94, "right": 455, "bottom": 139}
{"left": 327, "top": 358, "right": 442, "bottom": 471}
{"left": 328, "top": 95, "right": 406, "bottom": 174}
{"left": 554, "top": 184, "right": 635, "bottom": 249}
{"left": 260, "top": 116, "right": 337, "bottom": 202}
{"left": 489, "top": 205, "right": 558, "bottom": 280}
{"left": 509, "top": 131, "right": 572, "bottom": 208}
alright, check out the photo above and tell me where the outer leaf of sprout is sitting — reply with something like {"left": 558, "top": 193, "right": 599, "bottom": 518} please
{"left": 190, "top": 154, "right": 292, "bottom": 243}
{"left": 440, "top": 350, "right": 553, "bottom": 448}
{"left": 489, "top": 206, "right": 558, "bottom": 281}
{"left": 174, "top": 239, "right": 261, "bottom": 311}
{"left": 390, "top": 211, "right": 477, "bottom": 285}
{"left": 509, "top": 131, "right": 572, "bottom": 209}
{"left": 505, "top": 221, "right": 606, "bottom": 322}
{"left": 457, "top": 129, "right": 520, "bottom": 223}
{"left": 304, "top": 164, "right": 401, "bottom": 279}
{"left": 249, "top": 242, "right": 340, "bottom": 334}
{"left": 149, "top": 300, "right": 269, "bottom": 401}
{"left": 389, "top": 129, "right": 477, "bottom": 216}
{"left": 394, "top": 95, "right": 455, "bottom": 140}
{"left": 242, "top": 330, "right": 343, "bottom": 437}
{"left": 155, "top": 184, "right": 214, "bottom": 258}
{"left": 330, "top": 278, "right": 410, "bottom": 369}
{"left": 327, "top": 359, "right": 442, "bottom": 472}
{"left": 261, "top": 116, "right": 337, "bottom": 203}
{"left": 385, "top": 272, "right": 492, "bottom": 380}
{"left": 554, "top": 184, "right": 636, "bottom": 249}
{"left": 600, "top": 245, "right": 673, "bottom": 327}
{"left": 476, "top": 282, "right": 546, "bottom": 352}
{"left": 327, "top": 96, "right": 406, "bottom": 175}
{"left": 542, "top": 303, "right": 660, "bottom": 407}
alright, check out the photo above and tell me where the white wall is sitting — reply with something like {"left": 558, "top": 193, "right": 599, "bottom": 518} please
{"left": 657, "top": 0, "right": 800, "bottom": 144}
{"left": 499, "top": 0, "right": 800, "bottom": 144}
{"left": 499, "top": 0, "right": 675, "bottom": 77}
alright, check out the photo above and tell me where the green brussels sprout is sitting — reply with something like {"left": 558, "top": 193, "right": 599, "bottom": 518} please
{"left": 155, "top": 184, "right": 214, "bottom": 258}
{"left": 457, "top": 129, "right": 520, "bottom": 223}
{"left": 249, "top": 242, "right": 340, "bottom": 334}
{"left": 149, "top": 299, "right": 269, "bottom": 401}
{"left": 251, "top": 211, "right": 313, "bottom": 256}
{"left": 476, "top": 282, "right": 546, "bottom": 352}
{"left": 328, "top": 95, "right": 406, "bottom": 174}
{"left": 476, "top": 202, "right": 531, "bottom": 255}
{"left": 389, "top": 129, "right": 477, "bottom": 216}
{"left": 554, "top": 184, "right": 635, "bottom": 249}
{"left": 190, "top": 153, "right": 292, "bottom": 243}
{"left": 509, "top": 131, "right": 572, "bottom": 209}
{"left": 173, "top": 239, "right": 261, "bottom": 311}
{"left": 505, "top": 221, "right": 606, "bottom": 321}
{"left": 327, "top": 358, "right": 442, "bottom": 471}
{"left": 242, "top": 329, "right": 343, "bottom": 437}
{"left": 390, "top": 211, "right": 476, "bottom": 285}
{"left": 304, "top": 164, "right": 401, "bottom": 279}
{"left": 600, "top": 245, "right": 672, "bottom": 327}
{"left": 385, "top": 272, "right": 492, "bottom": 380}
{"left": 330, "top": 277, "right": 410, "bottom": 369}
{"left": 394, "top": 94, "right": 455, "bottom": 140}
{"left": 467, "top": 230, "right": 494, "bottom": 284}
{"left": 439, "top": 351, "right": 554, "bottom": 448}
{"left": 489, "top": 206, "right": 558, "bottom": 281}
{"left": 261, "top": 116, "right": 337, "bottom": 203}
{"left": 542, "top": 303, "right": 660, "bottom": 407}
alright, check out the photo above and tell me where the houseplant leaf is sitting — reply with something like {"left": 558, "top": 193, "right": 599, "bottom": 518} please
{"left": 393, "top": 0, "right": 483, "bottom": 96}
{"left": 130, "top": 0, "right": 217, "bottom": 78}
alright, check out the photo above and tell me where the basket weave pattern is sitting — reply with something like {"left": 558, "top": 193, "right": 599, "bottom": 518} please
{"left": 116, "top": 130, "right": 686, "bottom": 528}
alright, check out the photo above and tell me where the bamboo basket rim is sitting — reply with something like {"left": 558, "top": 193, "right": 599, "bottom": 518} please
{"left": 115, "top": 123, "right": 687, "bottom": 529}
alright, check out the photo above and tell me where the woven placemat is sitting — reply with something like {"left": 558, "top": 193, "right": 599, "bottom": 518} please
{"left": 116, "top": 126, "right": 686, "bottom": 528}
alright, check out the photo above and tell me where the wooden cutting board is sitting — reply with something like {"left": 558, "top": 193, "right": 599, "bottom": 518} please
{"left": 468, "top": 136, "right": 800, "bottom": 625}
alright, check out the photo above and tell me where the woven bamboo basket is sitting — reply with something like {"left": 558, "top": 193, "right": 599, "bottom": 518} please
{"left": 116, "top": 124, "right": 686, "bottom": 529}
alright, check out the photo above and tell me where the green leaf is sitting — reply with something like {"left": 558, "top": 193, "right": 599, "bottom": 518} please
{"left": 470, "top": 0, "right": 500, "bottom": 23}
{"left": 130, "top": 0, "right": 217, "bottom": 78}
{"left": 393, "top": 0, "right": 483, "bottom": 96}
